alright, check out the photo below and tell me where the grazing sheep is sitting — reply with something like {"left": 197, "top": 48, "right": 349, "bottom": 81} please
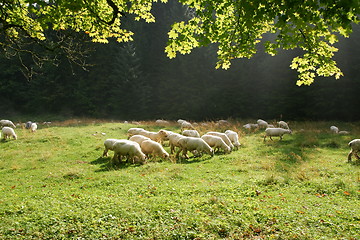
{"left": 141, "top": 130, "right": 169, "bottom": 143}
{"left": 129, "top": 135, "right": 151, "bottom": 145}
{"left": 181, "top": 121, "right": 195, "bottom": 131}
{"left": 168, "top": 132, "right": 186, "bottom": 154}
{"left": 30, "top": 123, "right": 37, "bottom": 132}
{"left": 182, "top": 129, "right": 200, "bottom": 138}
{"left": 176, "top": 137, "right": 214, "bottom": 159}
{"left": 112, "top": 140, "right": 146, "bottom": 164}
{"left": 2, "top": 127, "right": 17, "bottom": 140}
{"left": 103, "top": 138, "right": 121, "bottom": 157}
{"left": 0, "top": 120, "right": 16, "bottom": 128}
{"left": 348, "top": 139, "right": 360, "bottom": 162}
{"left": 201, "top": 134, "right": 231, "bottom": 153}
{"left": 25, "top": 121, "right": 32, "bottom": 129}
{"left": 225, "top": 130, "right": 241, "bottom": 149}
{"left": 127, "top": 128, "right": 147, "bottom": 137}
{"left": 243, "top": 123, "right": 258, "bottom": 130}
{"left": 330, "top": 126, "right": 339, "bottom": 134}
{"left": 155, "top": 119, "right": 170, "bottom": 125}
{"left": 278, "top": 121, "right": 289, "bottom": 129}
{"left": 205, "top": 131, "right": 234, "bottom": 150}
{"left": 140, "top": 139, "right": 169, "bottom": 159}
{"left": 264, "top": 128, "right": 292, "bottom": 141}
{"left": 339, "top": 131, "right": 350, "bottom": 135}
{"left": 257, "top": 119, "right": 269, "bottom": 128}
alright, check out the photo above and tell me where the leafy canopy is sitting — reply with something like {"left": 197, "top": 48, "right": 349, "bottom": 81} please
{"left": 1, "top": 0, "right": 359, "bottom": 85}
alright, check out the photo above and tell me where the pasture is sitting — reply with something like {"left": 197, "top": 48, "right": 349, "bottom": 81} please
{"left": 0, "top": 120, "right": 359, "bottom": 239}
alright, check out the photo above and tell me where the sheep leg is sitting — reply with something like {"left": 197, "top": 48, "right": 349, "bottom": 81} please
{"left": 270, "top": 136, "right": 273, "bottom": 141}
{"left": 263, "top": 135, "right": 267, "bottom": 141}
{"left": 103, "top": 148, "right": 108, "bottom": 157}
{"left": 347, "top": 150, "right": 353, "bottom": 162}
{"left": 354, "top": 151, "right": 360, "bottom": 160}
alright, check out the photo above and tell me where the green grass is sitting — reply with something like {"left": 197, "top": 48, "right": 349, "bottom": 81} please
{"left": 0, "top": 120, "right": 359, "bottom": 239}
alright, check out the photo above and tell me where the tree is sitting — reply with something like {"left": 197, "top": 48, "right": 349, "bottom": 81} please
{"left": 0, "top": 0, "right": 359, "bottom": 85}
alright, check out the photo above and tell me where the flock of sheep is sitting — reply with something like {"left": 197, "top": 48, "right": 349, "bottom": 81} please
{"left": 101, "top": 119, "right": 360, "bottom": 164}
{"left": 1, "top": 118, "right": 359, "bottom": 163}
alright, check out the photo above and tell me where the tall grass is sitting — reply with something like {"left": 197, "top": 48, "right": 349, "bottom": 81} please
{"left": 0, "top": 120, "right": 359, "bottom": 239}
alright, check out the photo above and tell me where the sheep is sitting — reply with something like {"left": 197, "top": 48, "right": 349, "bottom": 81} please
{"left": 141, "top": 130, "right": 169, "bottom": 143}
{"left": 339, "top": 131, "right": 350, "bottom": 135}
{"left": 264, "top": 128, "right": 292, "bottom": 141}
{"left": 176, "top": 136, "right": 214, "bottom": 159}
{"left": 127, "top": 127, "right": 147, "bottom": 138}
{"left": 201, "top": 134, "right": 231, "bottom": 153}
{"left": 155, "top": 119, "right": 170, "bottom": 125}
{"left": 129, "top": 134, "right": 151, "bottom": 145}
{"left": 140, "top": 139, "right": 169, "bottom": 159}
{"left": 348, "top": 139, "right": 360, "bottom": 162}
{"left": 243, "top": 123, "right": 258, "bottom": 130}
{"left": 180, "top": 121, "right": 195, "bottom": 131}
{"left": 2, "top": 127, "right": 17, "bottom": 140}
{"left": 25, "top": 121, "right": 33, "bottom": 129}
{"left": 168, "top": 132, "right": 186, "bottom": 154}
{"left": 182, "top": 129, "right": 200, "bottom": 138}
{"left": 0, "top": 120, "right": 16, "bottom": 128}
{"left": 205, "top": 131, "right": 234, "bottom": 150}
{"left": 278, "top": 121, "right": 289, "bottom": 129}
{"left": 103, "top": 138, "right": 121, "bottom": 157}
{"left": 224, "top": 130, "right": 241, "bottom": 149}
{"left": 30, "top": 122, "right": 37, "bottom": 132}
{"left": 330, "top": 126, "right": 339, "bottom": 134}
{"left": 257, "top": 119, "right": 268, "bottom": 128}
{"left": 112, "top": 140, "right": 146, "bottom": 164}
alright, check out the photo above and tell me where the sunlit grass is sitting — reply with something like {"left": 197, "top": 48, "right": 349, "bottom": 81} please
{"left": 0, "top": 120, "right": 359, "bottom": 239}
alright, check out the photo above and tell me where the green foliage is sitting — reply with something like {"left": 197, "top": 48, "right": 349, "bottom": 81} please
{"left": 1, "top": 0, "right": 359, "bottom": 84}
{"left": 0, "top": 121, "right": 359, "bottom": 239}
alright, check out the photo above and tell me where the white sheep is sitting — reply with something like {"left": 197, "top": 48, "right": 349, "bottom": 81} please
{"left": 155, "top": 119, "right": 170, "bottom": 125}
{"left": 181, "top": 121, "right": 195, "bottom": 131}
{"left": 103, "top": 138, "right": 121, "bottom": 157}
{"left": 176, "top": 136, "right": 214, "bottom": 159}
{"left": 339, "top": 131, "right": 350, "bottom": 135}
{"left": 167, "top": 132, "right": 186, "bottom": 154}
{"left": 264, "top": 128, "right": 292, "bottom": 141}
{"left": 0, "top": 120, "right": 16, "bottom": 128}
{"left": 330, "top": 126, "right": 339, "bottom": 134}
{"left": 30, "top": 123, "right": 37, "bottom": 132}
{"left": 2, "top": 127, "right": 17, "bottom": 140}
{"left": 224, "top": 130, "right": 241, "bottom": 149}
{"left": 140, "top": 139, "right": 169, "bottom": 159}
{"left": 201, "top": 134, "right": 231, "bottom": 153}
{"left": 205, "top": 131, "right": 234, "bottom": 150}
{"left": 348, "top": 139, "right": 360, "bottom": 162}
{"left": 257, "top": 119, "right": 269, "bottom": 128}
{"left": 141, "top": 130, "right": 169, "bottom": 143}
{"left": 243, "top": 123, "right": 258, "bottom": 130}
{"left": 277, "top": 121, "right": 289, "bottom": 129}
{"left": 112, "top": 140, "right": 146, "bottom": 164}
{"left": 129, "top": 134, "right": 151, "bottom": 145}
{"left": 127, "top": 127, "right": 146, "bottom": 137}
{"left": 182, "top": 129, "right": 200, "bottom": 138}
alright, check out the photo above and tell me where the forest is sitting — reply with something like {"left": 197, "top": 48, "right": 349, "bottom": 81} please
{"left": 0, "top": 1, "right": 359, "bottom": 122}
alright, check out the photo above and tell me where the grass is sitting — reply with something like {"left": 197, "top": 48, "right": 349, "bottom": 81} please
{"left": 0, "top": 120, "right": 359, "bottom": 239}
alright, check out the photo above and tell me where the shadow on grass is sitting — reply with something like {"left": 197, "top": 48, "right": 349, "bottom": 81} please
{"left": 90, "top": 157, "right": 142, "bottom": 172}
{"left": 175, "top": 154, "right": 214, "bottom": 164}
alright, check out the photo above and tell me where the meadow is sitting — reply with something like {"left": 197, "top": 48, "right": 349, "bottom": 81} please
{"left": 0, "top": 119, "right": 359, "bottom": 239}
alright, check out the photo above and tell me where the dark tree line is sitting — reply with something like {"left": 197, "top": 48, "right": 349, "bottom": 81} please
{"left": 0, "top": 1, "right": 359, "bottom": 121}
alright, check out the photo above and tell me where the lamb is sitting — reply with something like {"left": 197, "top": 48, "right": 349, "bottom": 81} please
{"left": 330, "top": 126, "right": 339, "bottom": 134}
{"left": 2, "top": 127, "right": 17, "bottom": 140}
{"left": 112, "top": 140, "right": 146, "bottom": 164}
{"left": 129, "top": 134, "right": 151, "bottom": 145}
{"left": 201, "top": 134, "right": 231, "bottom": 153}
{"left": 347, "top": 139, "right": 360, "bottom": 162}
{"left": 182, "top": 129, "right": 200, "bottom": 138}
{"left": 205, "top": 131, "right": 234, "bottom": 150}
{"left": 224, "top": 130, "right": 241, "bottom": 149}
{"left": 140, "top": 139, "right": 169, "bottom": 159}
{"left": 257, "top": 119, "right": 269, "bottom": 128}
{"left": 30, "top": 123, "right": 37, "bottom": 132}
{"left": 264, "top": 128, "right": 292, "bottom": 141}
{"left": 0, "top": 120, "right": 16, "bottom": 128}
{"left": 176, "top": 136, "right": 214, "bottom": 159}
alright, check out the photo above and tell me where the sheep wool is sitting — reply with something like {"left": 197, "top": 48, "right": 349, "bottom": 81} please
{"left": 264, "top": 128, "right": 292, "bottom": 141}
{"left": 2, "top": 127, "right": 17, "bottom": 140}
{"left": 348, "top": 139, "right": 360, "bottom": 162}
